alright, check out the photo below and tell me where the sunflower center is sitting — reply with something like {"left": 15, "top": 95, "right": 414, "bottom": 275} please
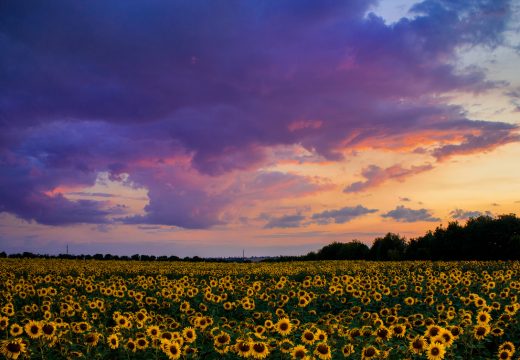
{"left": 431, "top": 348, "right": 439, "bottom": 355}
{"left": 43, "top": 324, "right": 54, "bottom": 335}
{"left": 218, "top": 335, "right": 228, "bottom": 343}
{"left": 365, "top": 347, "right": 376, "bottom": 356}
{"left": 7, "top": 343, "right": 21, "bottom": 352}
{"left": 317, "top": 344, "right": 329, "bottom": 354}
{"left": 253, "top": 343, "right": 265, "bottom": 352}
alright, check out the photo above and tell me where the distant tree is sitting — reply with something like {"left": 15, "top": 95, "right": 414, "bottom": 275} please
{"left": 369, "top": 233, "right": 406, "bottom": 261}
{"left": 316, "top": 240, "right": 369, "bottom": 260}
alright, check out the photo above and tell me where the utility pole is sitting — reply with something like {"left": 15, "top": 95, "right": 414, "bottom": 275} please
{"left": 66, "top": 244, "right": 68, "bottom": 256}
{"left": 242, "top": 249, "right": 245, "bottom": 261}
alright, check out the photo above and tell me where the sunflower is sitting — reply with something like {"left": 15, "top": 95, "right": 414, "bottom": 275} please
{"left": 107, "top": 334, "right": 119, "bottom": 350}
{"left": 314, "top": 342, "right": 332, "bottom": 360}
{"left": 182, "top": 327, "right": 197, "bottom": 343}
{"left": 235, "top": 339, "right": 252, "bottom": 358}
{"left": 315, "top": 329, "right": 328, "bottom": 342}
{"left": 279, "top": 339, "right": 293, "bottom": 354}
{"left": 126, "top": 339, "right": 137, "bottom": 352}
{"left": 342, "top": 344, "right": 355, "bottom": 357}
{"left": 426, "top": 342, "right": 446, "bottom": 360}
{"left": 425, "top": 325, "right": 442, "bottom": 338}
{"left": 171, "top": 332, "right": 185, "bottom": 346}
{"left": 214, "top": 332, "right": 231, "bottom": 347}
{"left": 374, "top": 326, "right": 392, "bottom": 342}
{"left": 135, "top": 337, "right": 149, "bottom": 350}
{"left": 75, "top": 321, "right": 91, "bottom": 333}
{"left": 498, "top": 342, "right": 515, "bottom": 354}
{"left": 42, "top": 322, "right": 56, "bottom": 339}
{"left": 163, "top": 341, "right": 181, "bottom": 360}
{"left": 275, "top": 318, "right": 293, "bottom": 336}
{"left": 301, "top": 329, "right": 316, "bottom": 345}
{"left": 473, "top": 324, "right": 490, "bottom": 340}
{"left": 0, "top": 316, "right": 8, "bottom": 331}
{"left": 497, "top": 349, "right": 513, "bottom": 360}
{"left": 254, "top": 325, "right": 266, "bottom": 339}
{"left": 9, "top": 324, "right": 23, "bottom": 337}
{"left": 291, "top": 345, "right": 308, "bottom": 359}
{"left": 434, "top": 328, "right": 454, "bottom": 347}
{"left": 477, "top": 311, "right": 491, "bottom": 324}
{"left": 491, "top": 327, "right": 504, "bottom": 337}
{"left": 391, "top": 324, "right": 406, "bottom": 338}
{"left": 84, "top": 332, "right": 101, "bottom": 347}
{"left": 0, "top": 338, "right": 27, "bottom": 360}
{"left": 409, "top": 335, "right": 427, "bottom": 354}
{"left": 250, "top": 342, "right": 270, "bottom": 359}
{"left": 449, "top": 325, "right": 463, "bottom": 338}
{"left": 24, "top": 320, "right": 43, "bottom": 339}
{"left": 361, "top": 345, "right": 379, "bottom": 360}
{"left": 146, "top": 325, "right": 161, "bottom": 339}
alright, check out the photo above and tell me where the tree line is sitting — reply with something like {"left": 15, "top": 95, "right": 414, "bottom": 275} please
{"left": 267, "top": 214, "right": 520, "bottom": 261}
{"left": 1, "top": 214, "right": 519, "bottom": 262}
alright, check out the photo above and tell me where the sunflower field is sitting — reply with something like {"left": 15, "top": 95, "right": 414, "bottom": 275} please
{"left": 0, "top": 259, "right": 518, "bottom": 360}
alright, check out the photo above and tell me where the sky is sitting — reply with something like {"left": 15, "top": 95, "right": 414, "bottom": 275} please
{"left": 1, "top": 0, "right": 520, "bottom": 257}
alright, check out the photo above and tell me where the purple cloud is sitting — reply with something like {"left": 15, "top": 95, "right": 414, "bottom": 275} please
{"left": 344, "top": 163, "right": 433, "bottom": 193}
{"left": 0, "top": 0, "right": 517, "bottom": 226}
{"left": 311, "top": 205, "right": 378, "bottom": 225}
{"left": 382, "top": 205, "right": 440, "bottom": 222}
{"left": 432, "top": 129, "right": 520, "bottom": 160}
{"left": 263, "top": 214, "right": 306, "bottom": 229}
{"left": 120, "top": 169, "right": 326, "bottom": 229}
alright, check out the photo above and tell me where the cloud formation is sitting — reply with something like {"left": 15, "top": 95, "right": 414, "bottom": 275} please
{"left": 0, "top": 0, "right": 517, "bottom": 227}
{"left": 263, "top": 214, "right": 306, "bottom": 229}
{"left": 311, "top": 205, "right": 378, "bottom": 225}
{"left": 450, "top": 208, "right": 493, "bottom": 220}
{"left": 382, "top": 205, "right": 440, "bottom": 223}
{"left": 344, "top": 164, "right": 433, "bottom": 193}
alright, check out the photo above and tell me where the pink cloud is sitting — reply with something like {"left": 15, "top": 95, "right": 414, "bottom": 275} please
{"left": 344, "top": 163, "right": 433, "bottom": 193}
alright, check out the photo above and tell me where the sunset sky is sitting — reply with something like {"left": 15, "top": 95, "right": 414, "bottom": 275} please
{"left": 1, "top": 0, "right": 519, "bottom": 257}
